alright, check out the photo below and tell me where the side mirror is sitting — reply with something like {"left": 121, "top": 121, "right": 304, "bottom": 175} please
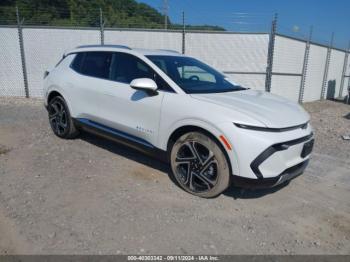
{"left": 130, "top": 78, "right": 158, "bottom": 94}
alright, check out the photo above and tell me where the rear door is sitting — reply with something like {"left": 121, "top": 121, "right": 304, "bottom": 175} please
{"left": 68, "top": 51, "right": 113, "bottom": 121}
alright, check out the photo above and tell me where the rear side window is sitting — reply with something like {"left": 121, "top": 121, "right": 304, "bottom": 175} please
{"left": 71, "top": 52, "right": 112, "bottom": 79}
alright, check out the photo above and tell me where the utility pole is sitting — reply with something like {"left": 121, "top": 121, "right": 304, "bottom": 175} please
{"left": 163, "top": 0, "right": 168, "bottom": 30}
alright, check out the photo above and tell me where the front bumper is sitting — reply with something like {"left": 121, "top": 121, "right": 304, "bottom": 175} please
{"left": 217, "top": 121, "right": 314, "bottom": 185}
{"left": 250, "top": 133, "right": 314, "bottom": 179}
{"left": 232, "top": 159, "right": 309, "bottom": 189}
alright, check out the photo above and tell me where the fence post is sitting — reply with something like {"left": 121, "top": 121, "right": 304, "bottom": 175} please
{"left": 298, "top": 26, "right": 313, "bottom": 103}
{"left": 265, "top": 13, "right": 277, "bottom": 92}
{"left": 348, "top": 74, "right": 350, "bottom": 104}
{"left": 16, "top": 6, "right": 29, "bottom": 98}
{"left": 338, "top": 41, "right": 350, "bottom": 98}
{"left": 99, "top": 8, "right": 104, "bottom": 45}
{"left": 320, "top": 32, "right": 334, "bottom": 100}
{"left": 182, "top": 11, "right": 185, "bottom": 54}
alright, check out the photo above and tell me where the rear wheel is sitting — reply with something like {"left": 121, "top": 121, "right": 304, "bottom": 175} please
{"left": 170, "top": 132, "right": 230, "bottom": 198}
{"left": 48, "top": 96, "right": 79, "bottom": 139}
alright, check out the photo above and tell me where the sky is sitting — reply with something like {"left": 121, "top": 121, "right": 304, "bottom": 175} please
{"left": 137, "top": 0, "right": 350, "bottom": 50}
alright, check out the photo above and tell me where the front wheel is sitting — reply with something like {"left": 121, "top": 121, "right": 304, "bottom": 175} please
{"left": 48, "top": 96, "right": 79, "bottom": 139}
{"left": 170, "top": 132, "right": 231, "bottom": 198}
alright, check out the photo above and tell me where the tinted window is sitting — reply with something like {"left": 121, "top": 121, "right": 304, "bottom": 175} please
{"left": 71, "top": 53, "right": 84, "bottom": 72}
{"left": 80, "top": 52, "right": 112, "bottom": 79}
{"left": 110, "top": 53, "right": 173, "bottom": 92}
{"left": 153, "top": 73, "right": 173, "bottom": 92}
{"left": 110, "top": 53, "right": 153, "bottom": 83}
{"left": 71, "top": 52, "right": 112, "bottom": 79}
{"left": 147, "top": 55, "right": 246, "bottom": 94}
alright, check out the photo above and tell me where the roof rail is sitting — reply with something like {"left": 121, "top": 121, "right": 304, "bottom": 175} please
{"left": 157, "top": 49, "right": 180, "bottom": 54}
{"left": 76, "top": 44, "right": 132, "bottom": 50}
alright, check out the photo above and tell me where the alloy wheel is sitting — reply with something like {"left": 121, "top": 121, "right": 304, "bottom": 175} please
{"left": 174, "top": 141, "right": 219, "bottom": 193}
{"left": 49, "top": 100, "right": 68, "bottom": 136}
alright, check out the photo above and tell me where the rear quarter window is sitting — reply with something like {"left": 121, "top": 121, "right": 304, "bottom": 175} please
{"left": 71, "top": 53, "right": 84, "bottom": 73}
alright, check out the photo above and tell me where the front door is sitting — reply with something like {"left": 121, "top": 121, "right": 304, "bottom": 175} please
{"left": 95, "top": 52, "right": 165, "bottom": 147}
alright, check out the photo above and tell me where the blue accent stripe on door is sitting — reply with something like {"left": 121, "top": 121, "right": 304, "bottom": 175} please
{"left": 76, "top": 118, "right": 154, "bottom": 148}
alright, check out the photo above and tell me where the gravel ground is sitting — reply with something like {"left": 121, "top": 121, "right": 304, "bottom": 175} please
{"left": 0, "top": 97, "right": 349, "bottom": 255}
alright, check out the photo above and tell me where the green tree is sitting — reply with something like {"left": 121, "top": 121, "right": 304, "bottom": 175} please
{"left": 0, "top": 0, "right": 225, "bottom": 31}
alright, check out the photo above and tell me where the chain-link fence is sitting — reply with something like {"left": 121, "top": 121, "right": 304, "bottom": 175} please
{"left": 0, "top": 5, "right": 349, "bottom": 103}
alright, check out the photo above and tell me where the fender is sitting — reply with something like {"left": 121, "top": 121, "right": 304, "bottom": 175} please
{"left": 46, "top": 86, "right": 75, "bottom": 117}
{"left": 160, "top": 118, "right": 240, "bottom": 176}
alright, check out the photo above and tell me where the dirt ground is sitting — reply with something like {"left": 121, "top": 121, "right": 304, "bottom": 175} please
{"left": 0, "top": 97, "right": 349, "bottom": 255}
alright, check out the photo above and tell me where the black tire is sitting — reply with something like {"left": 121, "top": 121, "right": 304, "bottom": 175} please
{"left": 170, "top": 132, "right": 230, "bottom": 198}
{"left": 48, "top": 96, "right": 79, "bottom": 139}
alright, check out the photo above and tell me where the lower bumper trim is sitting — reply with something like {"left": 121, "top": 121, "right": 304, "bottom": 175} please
{"left": 250, "top": 133, "right": 313, "bottom": 179}
{"left": 232, "top": 159, "right": 309, "bottom": 189}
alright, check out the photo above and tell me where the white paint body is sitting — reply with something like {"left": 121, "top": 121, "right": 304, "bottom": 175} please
{"left": 43, "top": 46, "right": 313, "bottom": 180}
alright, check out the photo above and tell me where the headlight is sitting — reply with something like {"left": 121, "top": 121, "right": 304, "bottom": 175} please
{"left": 234, "top": 122, "right": 308, "bottom": 132}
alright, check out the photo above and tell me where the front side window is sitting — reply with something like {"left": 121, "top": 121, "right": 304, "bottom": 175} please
{"left": 110, "top": 53, "right": 173, "bottom": 92}
{"left": 110, "top": 53, "right": 154, "bottom": 83}
{"left": 146, "top": 55, "right": 246, "bottom": 94}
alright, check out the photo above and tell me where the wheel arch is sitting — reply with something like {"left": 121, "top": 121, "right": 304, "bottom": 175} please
{"left": 166, "top": 124, "right": 237, "bottom": 176}
{"left": 47, "top": 90, "right": 62, "bottom": 104}
{"left": 46, "top": 88, "right": 75, "bottom": 117}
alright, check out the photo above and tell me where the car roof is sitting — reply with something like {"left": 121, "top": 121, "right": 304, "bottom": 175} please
{"left": 65, "top": 45, "right": 184, "bottom": 57}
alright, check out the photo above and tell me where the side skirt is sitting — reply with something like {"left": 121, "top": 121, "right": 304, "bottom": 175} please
{"left": 73, "top": 118, "right": 169, "bottom": 163}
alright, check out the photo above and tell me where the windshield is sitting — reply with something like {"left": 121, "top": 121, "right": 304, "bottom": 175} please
{"left": 146, "top": 55, "right": 246, "bottom": 94}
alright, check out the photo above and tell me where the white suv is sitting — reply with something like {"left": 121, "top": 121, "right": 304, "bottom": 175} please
{"left": 44, "top": 45, "right": 314, "bottom": 198}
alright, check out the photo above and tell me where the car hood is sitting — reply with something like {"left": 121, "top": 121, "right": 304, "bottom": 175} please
{"left": 190, "top": 89, "right": 310, "bottom": 128}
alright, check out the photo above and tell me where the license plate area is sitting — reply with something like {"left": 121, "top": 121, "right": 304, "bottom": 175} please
{"left": 301, "top": 139, "right": 314, "bottom": 158}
